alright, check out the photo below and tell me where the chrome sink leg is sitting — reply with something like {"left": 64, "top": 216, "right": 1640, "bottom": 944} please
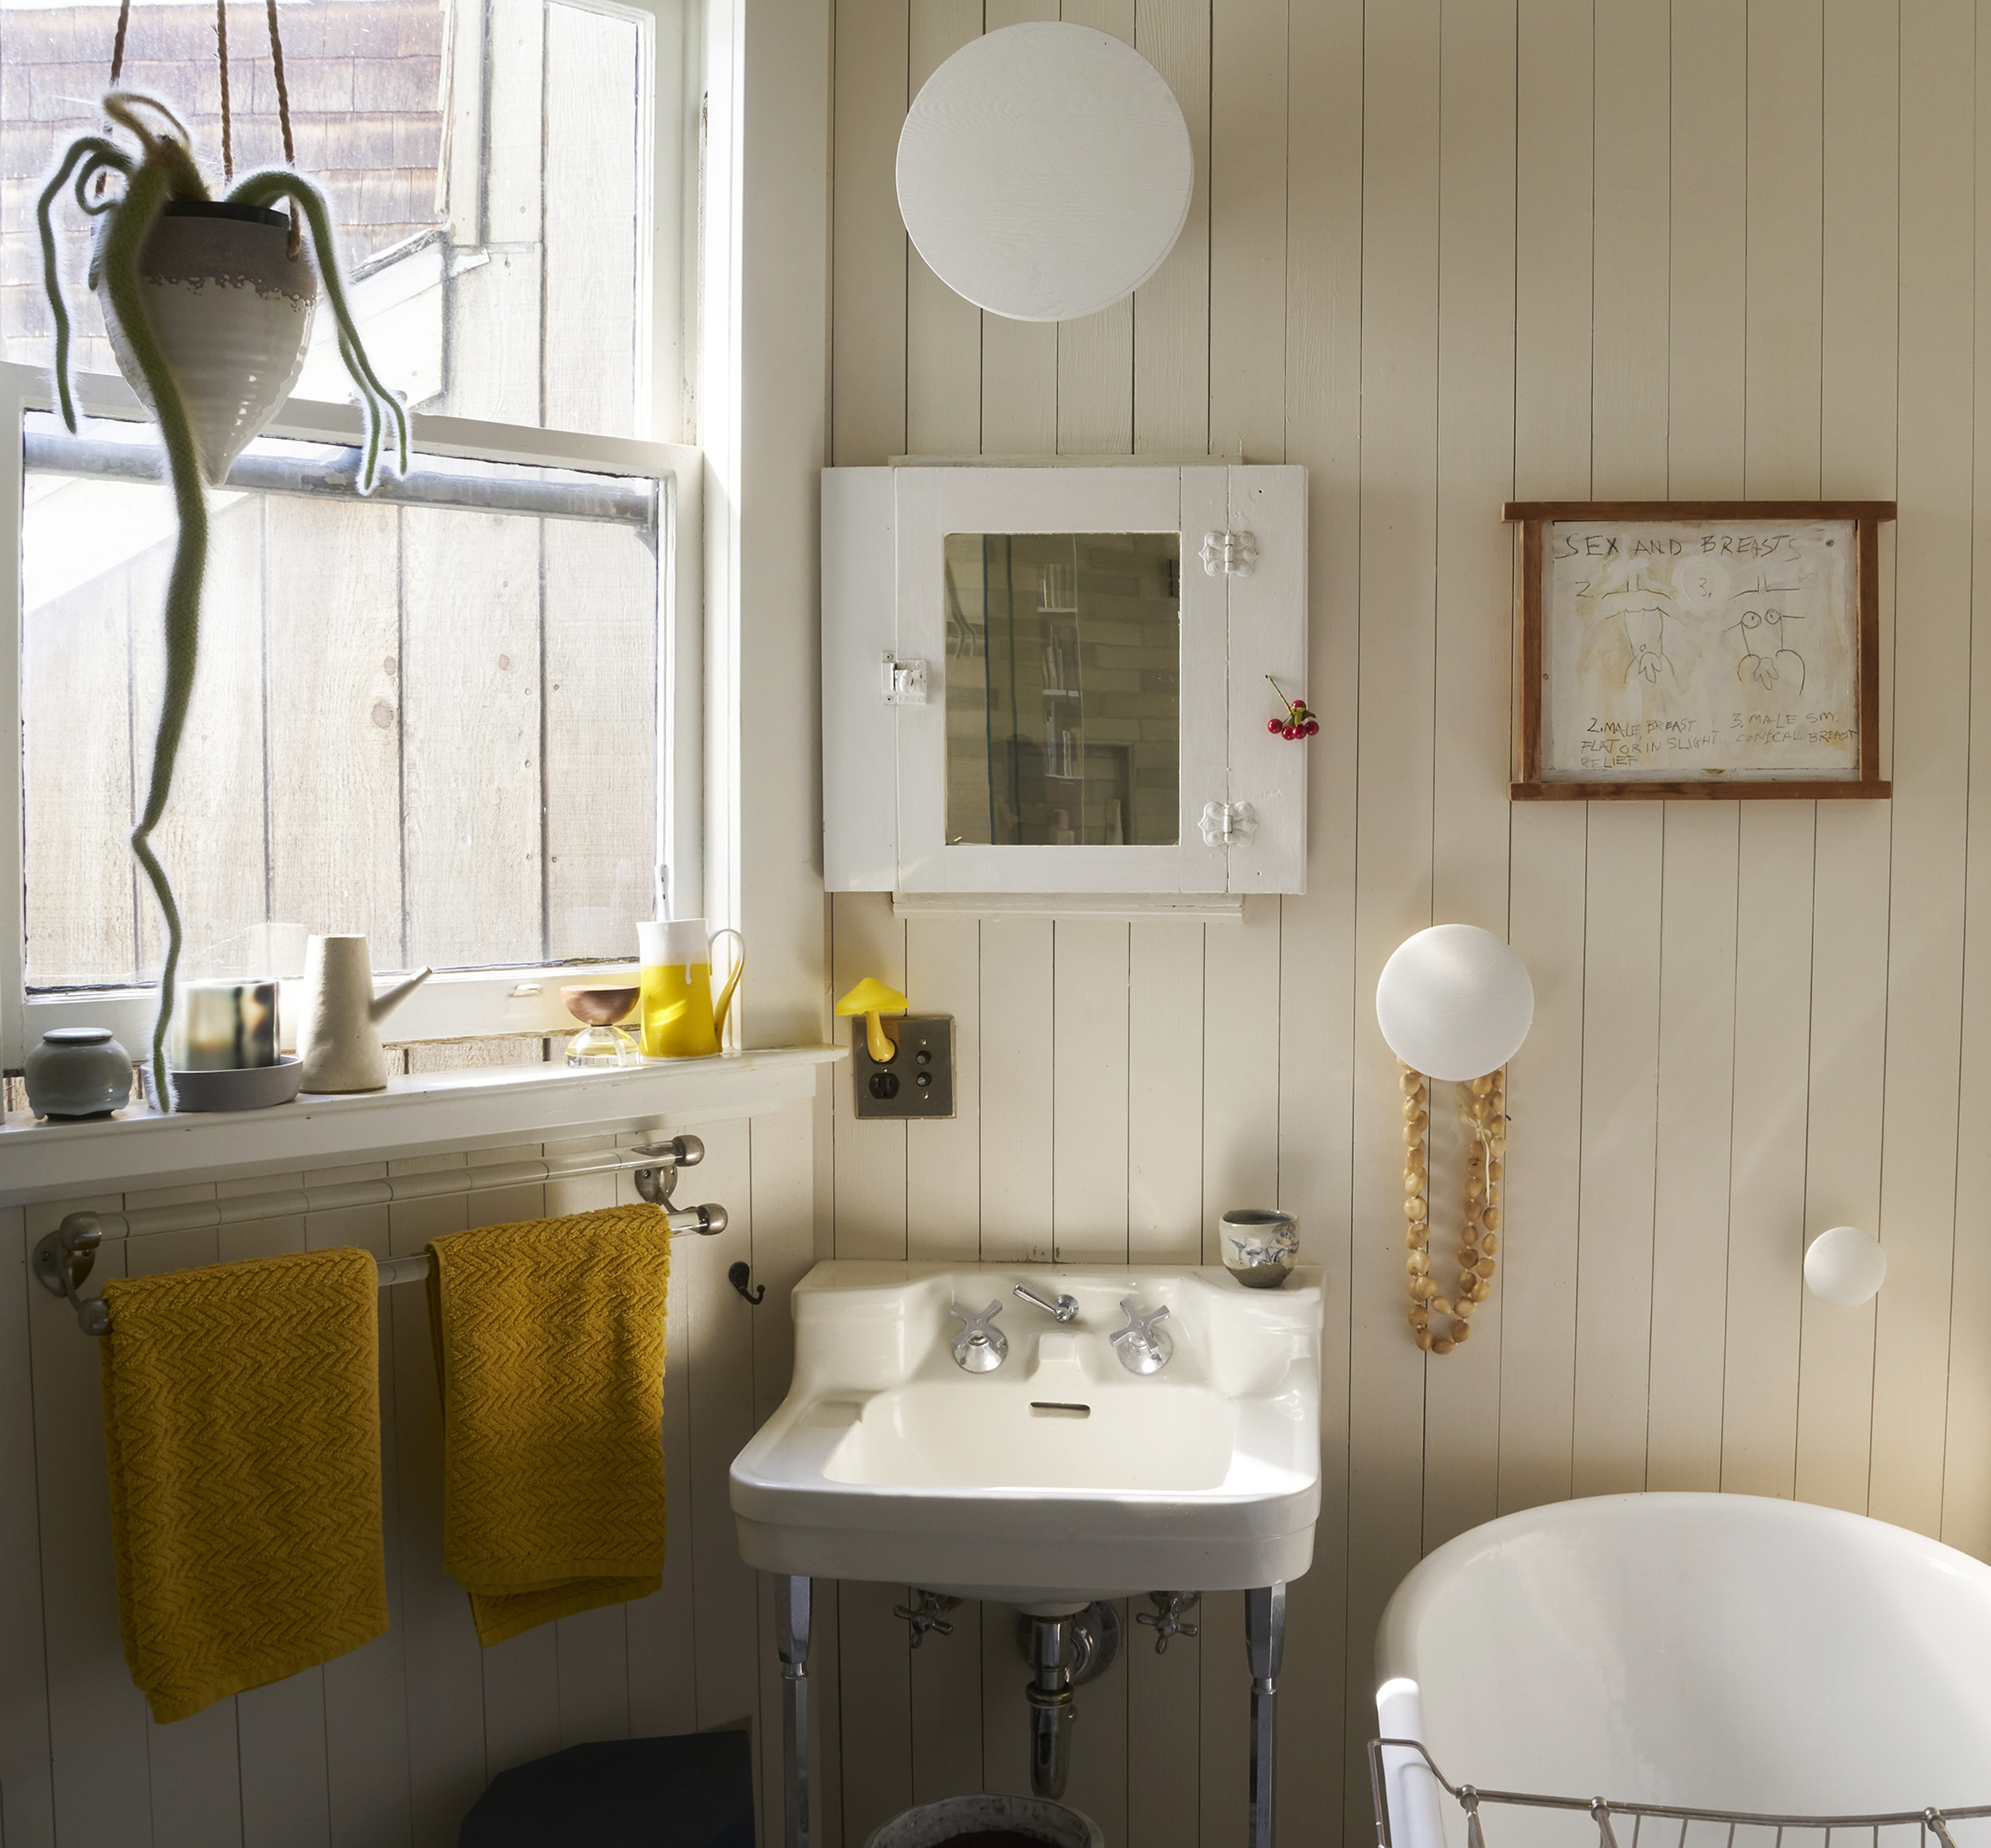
{"left": 778, "top": 1576, "right": 812, "bottom": 1848}
{"left": 1025, "top": 1613, "right": 1075, "bottom": 1800}
{"left": 1246, "top": 1584, "right": 1285, "bottom": 1848}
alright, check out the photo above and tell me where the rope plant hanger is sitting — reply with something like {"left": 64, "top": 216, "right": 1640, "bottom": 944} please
{"left": 37, "top": 0, "right": 408, "bottom": 1110}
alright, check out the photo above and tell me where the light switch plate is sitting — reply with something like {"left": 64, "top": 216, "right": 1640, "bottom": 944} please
{"left": 851, "top": 1016, "right": 956, "bottom": 1119}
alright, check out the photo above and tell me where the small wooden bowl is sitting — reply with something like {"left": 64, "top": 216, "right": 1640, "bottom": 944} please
{"left": 562, "top": 985, "right": 640, "bottom": 1027}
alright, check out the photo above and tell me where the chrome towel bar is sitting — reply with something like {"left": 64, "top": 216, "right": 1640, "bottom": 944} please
{"left": 33, "top": 1136, "right": 726, "bottom": 1336}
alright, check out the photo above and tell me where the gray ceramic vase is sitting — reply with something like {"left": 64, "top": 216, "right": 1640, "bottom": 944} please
{"left": 25, "top": 1028, "right": 135, "bottom": 1120}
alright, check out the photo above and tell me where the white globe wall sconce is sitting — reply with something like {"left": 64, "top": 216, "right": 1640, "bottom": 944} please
{"left": 1378, "top": 926, "right": 1534, "bottom": 1359}
{"left": 1804, "top": 1225, "right": 1887, "bottom": 1308}
{"left": 1376, "top": 925, "right": 1535, "bottom": 1083}
{"left": 895, "top": 22, "right": 1195, "bottom": 323}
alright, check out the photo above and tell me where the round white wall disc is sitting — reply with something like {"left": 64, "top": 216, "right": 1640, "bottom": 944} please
{"left": 896, "top": 22, "right": 1194, "bottom": 324}
{"left": 1376, "top": 925, "right": 1536, "bottom": 1083}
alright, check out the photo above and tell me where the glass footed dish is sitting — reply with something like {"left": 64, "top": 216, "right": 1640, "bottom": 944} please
{"left": 562, "top": 985, "right": 641, "bottom": 1067}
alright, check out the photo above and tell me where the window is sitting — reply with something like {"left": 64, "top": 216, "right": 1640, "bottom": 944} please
{"left": 2, "top": 0, "right": 689, "bottom": 440}
{"left": 0, "top": 0, "right": 699, "bottom": 1074}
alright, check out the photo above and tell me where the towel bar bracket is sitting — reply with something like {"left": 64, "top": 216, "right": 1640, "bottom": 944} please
{"left": 33, "top": 1135, "right": 729, "bottom": 1337}
{"left": 635, "top": 1134, "right": 728, "bottom": 1237}
{"left": 33, "top": 1215, "right": 109, "bottom": 1336}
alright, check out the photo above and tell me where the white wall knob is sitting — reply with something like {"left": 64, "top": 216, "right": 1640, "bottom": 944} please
{"left": 1803, "top": 1224, "right": 1887, "bottom": 1307}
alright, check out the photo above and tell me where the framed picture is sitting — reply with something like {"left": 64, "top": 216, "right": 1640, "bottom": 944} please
{"left": 1506, "top": 500, "right": 1896, "bottom": 801}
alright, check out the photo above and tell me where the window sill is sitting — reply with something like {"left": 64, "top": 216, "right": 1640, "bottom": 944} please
{"left": 0, "top": 1045, "right": 845, "bottom": 1209}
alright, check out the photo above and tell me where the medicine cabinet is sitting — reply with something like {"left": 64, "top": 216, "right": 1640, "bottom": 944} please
{"left": 823, "top": 464, "right": 1308, "bottom": 900}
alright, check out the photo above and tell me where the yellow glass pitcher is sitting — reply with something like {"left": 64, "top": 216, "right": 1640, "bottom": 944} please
{"left": 638, "top": 920, "right": 745, "bottom": 1059}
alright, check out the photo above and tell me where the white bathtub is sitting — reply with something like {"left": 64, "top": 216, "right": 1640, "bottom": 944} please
{"left": 1373, "top": 1493, "right": 1991, "bottom": 1847}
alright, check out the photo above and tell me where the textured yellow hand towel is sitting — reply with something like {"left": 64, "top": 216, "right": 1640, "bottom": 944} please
{"left": 425, "top": 1204, "right": 670, "bottom": 1646}
{"left": 98, "top": 1245, "right": 388, "bottom": 1725}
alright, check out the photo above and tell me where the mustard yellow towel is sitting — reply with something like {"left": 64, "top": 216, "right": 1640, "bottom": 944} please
{"left": 425, "top": 1204, "right": 669, "bottom": 1646}
{"left": 98, "top": 1245, "right": 388, "bottom": 1724}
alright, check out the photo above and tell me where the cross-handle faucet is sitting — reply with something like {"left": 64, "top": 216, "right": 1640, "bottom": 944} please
{"left": 1110, "top": 1297, "right": 1173, "bottom": 1375}
{"left": 1014, "top": 1282, "right": 1079, "bottom": 1323}
{"left": 950, "top": 1299, "right": 1009, "bottom": 1372}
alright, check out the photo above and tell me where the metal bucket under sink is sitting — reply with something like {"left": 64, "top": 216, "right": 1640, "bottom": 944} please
{"left": 863, "top": 1793, "right": 1103, "bottom": 1848}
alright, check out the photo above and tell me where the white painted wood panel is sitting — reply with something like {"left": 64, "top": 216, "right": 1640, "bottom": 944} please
{"left": 1800, "top": 0, "right": 1898, "bottom": 1528}
{"left": 3, "top": 1103, "right": 800, "bottom": 1848}
{"left": 819, "top": 2, "right": 1985, "bottom": 1841}
{"left": 1344, "top": 12, "right": 1439, "bottom": 1848}
{"left": 1871, "top": 0, "right": 1973, "bottom": 1540}
{"left": 1647, "top": 0, "right": 1747, "bottom": 1505}
{"left": 1943, "top": 5, "right": 1991, "bottom": 1564}
{"left": 906, "top": 0, "right": 984, "bottom": 461}
{"left": 1277, "top": 0, "right": 1363, "bottom": 1831}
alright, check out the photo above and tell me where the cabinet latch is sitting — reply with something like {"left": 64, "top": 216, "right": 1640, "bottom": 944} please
{"left": 880, "top": 652, "right": 928, "bottom": 704}
{"left": 1199, "top": 529, "right": 1258, "bottom": 577}
{"left": 1198, "top": 801, "right": 1258, "bottom": 847}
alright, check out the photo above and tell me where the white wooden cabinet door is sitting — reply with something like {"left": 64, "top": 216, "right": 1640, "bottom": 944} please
{"left": 1223, "top": 464, "right": 1309, "bottom": 892}
{"left": 820, "top": 462, "right": 1307, "bottom": 895}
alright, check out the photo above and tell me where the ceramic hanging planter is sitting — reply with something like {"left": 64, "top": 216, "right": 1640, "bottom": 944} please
{"left": 95, "top": 198, "right": 317, "bottom": 485}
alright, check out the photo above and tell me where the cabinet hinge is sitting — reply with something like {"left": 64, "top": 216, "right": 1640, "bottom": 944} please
{"left": 880, "top": 652, "right": 929, "bottom": 704}
{"left": 1198, "top": 801, "right": 1258, "bottom": 847}
{"left": 1199, "top": 529, "right": 1258, "bottom": 577}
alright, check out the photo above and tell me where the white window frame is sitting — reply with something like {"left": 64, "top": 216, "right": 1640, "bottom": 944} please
{"left": 0, "top": 360, "right": 703, "bottom": 1071}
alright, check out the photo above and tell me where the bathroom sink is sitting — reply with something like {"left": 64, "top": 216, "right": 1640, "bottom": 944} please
{"left": 730, "top": 1261, "right": 1322, "bottom": 1608}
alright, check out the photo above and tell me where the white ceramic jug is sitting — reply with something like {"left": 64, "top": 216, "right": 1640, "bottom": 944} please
{"left": 297, "top": 935, "right": 433, "bottom": 1092}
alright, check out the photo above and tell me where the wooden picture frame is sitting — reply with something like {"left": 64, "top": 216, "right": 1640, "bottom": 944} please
{"left": 1507, "top": 500, "right": 1895, "bottom": 801}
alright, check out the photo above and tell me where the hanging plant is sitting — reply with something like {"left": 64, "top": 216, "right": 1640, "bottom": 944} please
{"left": 37, "top": 89, "right": 409, "bottom": 1110}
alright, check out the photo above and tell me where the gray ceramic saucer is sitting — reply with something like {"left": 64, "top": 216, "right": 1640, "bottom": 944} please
{"left": 143, "top": 1055, "right": 305, "bottom": 1113}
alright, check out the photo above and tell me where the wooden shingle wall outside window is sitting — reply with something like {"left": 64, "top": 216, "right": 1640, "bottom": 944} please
{"left": 0, "top": 0, "right": 448, "bottom": 379}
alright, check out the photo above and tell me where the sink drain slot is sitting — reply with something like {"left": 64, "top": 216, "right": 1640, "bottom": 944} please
{"left": 1029, "top": 1401, "right": 1091, "bottom": 1417}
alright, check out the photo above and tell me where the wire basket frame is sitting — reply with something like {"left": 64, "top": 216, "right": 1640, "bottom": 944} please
{"left": 1368, "top": 1738, "right": 1991, "bottom": 1848}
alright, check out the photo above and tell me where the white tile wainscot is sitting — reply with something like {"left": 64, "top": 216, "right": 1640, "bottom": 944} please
{"left": 0, "top": 1046, "right": 845, "bottom": 1208}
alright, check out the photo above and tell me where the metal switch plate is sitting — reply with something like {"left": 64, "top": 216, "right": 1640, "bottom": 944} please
{"left": 852, "top": 1015, "right": 956, "bottom": 1119}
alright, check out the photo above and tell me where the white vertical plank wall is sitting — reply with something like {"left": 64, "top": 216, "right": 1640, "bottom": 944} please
{"left": 1, "top": 1102, "right": 818, "bottom": 1848}
{"left": 823, "top": 1, "right": 1991, "bottom": 1845}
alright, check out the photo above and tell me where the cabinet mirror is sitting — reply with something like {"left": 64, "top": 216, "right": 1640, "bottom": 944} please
{"left": 943, "top": 532, "right": 1181, "bottom": 850}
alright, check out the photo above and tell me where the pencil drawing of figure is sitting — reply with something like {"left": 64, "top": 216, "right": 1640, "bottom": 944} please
{"left": 1597, "top": 574, "right": 1686, "bottom": 690}
{"left": 1727, "top": 580, "right": 1806, "bottom": 693}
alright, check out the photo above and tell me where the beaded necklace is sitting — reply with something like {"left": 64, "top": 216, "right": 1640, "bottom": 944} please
{"left": 1402, "top": 1062, "right": 1504, "bottom": 1353}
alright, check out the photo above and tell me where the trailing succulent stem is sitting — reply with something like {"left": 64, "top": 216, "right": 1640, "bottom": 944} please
{"left": 226, "top": 166, "right": 409, "bottom": 486}
{"left": 37, "top": 92, "right": 405, "bottom": 1109}
{"left": 96, "top": 155, "right": 204, "bottom": 1111}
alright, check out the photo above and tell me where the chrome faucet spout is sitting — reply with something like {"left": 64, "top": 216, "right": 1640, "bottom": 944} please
{"left": 1014, "top": 1282, "right": 1079, "bottom": 1323}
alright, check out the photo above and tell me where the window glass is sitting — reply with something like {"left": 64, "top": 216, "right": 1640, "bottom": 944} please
{"left": 1, "top": 0, "right": 651, "bottom": 438}
{"left": 21, "top": 410, "right": 663, "bottom": 989}
{"left": 943, "top": 532, "right": 1181, "bottom": 848}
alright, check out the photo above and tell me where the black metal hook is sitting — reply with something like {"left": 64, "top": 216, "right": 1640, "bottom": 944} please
{"left": 728, "top": 1262, "right": 765, "bottom": 1306}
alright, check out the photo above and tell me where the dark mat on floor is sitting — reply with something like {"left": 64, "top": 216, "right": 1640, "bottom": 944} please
{"left": 458, "top": 1731, "right": 755, "bottom": 1848}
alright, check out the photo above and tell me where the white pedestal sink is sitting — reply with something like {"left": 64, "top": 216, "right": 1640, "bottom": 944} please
{"left": 730, "top": 1260, "right": 1324, "bottom": 1603}
{"left": 732, "top": 1261, "right": 1322, "bottom": 1848}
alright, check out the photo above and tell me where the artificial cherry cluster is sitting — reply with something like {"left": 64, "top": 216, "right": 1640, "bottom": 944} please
{"left": 1266, "top": 675, "right": 1319, "bottom": 740}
